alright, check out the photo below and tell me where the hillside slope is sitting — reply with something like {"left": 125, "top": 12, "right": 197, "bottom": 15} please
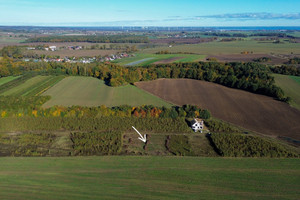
{"left": 136, "top": 79, "right": 300, "bottom": 141}
{"left": 42, "top": 76, "right": 172, "bottom": 108}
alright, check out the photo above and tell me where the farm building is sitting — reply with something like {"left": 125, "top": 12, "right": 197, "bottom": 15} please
{"left": 191, "top": 118, "right": 204, "bottom": 133}
{"left": 49, "top": 46, "right": 57, "bottom": 51}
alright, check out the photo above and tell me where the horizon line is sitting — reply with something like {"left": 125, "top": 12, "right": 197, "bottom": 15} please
{"left": 1, "top": 25, "right": 300, "bottom": 28}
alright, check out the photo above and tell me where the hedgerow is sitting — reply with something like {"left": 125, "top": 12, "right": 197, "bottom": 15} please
{"left": 0, "top": 116, "right": 191, "bottom": 133}
{"left": 209, "top": 133, "right": 299, "bottom": 157}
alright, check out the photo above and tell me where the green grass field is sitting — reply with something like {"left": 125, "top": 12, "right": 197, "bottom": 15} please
{"left": 141, "top": 40, "right": 300, "bottom": 55}
{"left": 290, "top": 76, "right": 300, "bottom": 85}
{"left": 42, "top": 76, "right": 172, "bottom": 108}
{"left": 288, "top": 31, "right": 300, "bottom": 38}
{"left": 0, "top": 76, "right": 20, "bottom": 86}
{"left": 114, "top": 53, "right": 205, "bottom": 66}
{"left": 273, "top": 74, "right": 300, "bottom": 110}
{"left": 0, "top": 36, "right": 25, "bottom": 43}
{"left": 2, "top": 75, "right": 64, "bottom": 96}
{"left": 0, "top": 157, "right": 299, "bottom": 200}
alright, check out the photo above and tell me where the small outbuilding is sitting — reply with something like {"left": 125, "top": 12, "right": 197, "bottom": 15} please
{"left": 191, "top": 118, "right": 204, "bottom": 133}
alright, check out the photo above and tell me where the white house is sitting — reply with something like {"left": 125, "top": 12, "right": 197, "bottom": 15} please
{"left": 49, "top": 46, "right": 57, "bottom": 51}
{"left": 191, "top": 118, "right": 204, "bottom": 133}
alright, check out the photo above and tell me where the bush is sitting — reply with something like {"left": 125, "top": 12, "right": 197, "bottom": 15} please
{"left": 70, "top": 132, "right": 122, "bottom": 155}
{"left": 204, "top": 119, "right": 242, "bottom": 133}
{"left": 166, "top": 135, "right": 193, "bottom": 156}
{"left": 0, "top": 132, "right": 55, "bottom": 156}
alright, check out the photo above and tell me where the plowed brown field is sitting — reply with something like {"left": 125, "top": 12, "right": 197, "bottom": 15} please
{"left": 135, "top": 79, "right": 300, "bottom": 141}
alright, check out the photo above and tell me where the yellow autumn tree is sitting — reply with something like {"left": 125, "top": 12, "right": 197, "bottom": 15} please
{"left": 1, "top": 111, "right": 7, "bottom": 118}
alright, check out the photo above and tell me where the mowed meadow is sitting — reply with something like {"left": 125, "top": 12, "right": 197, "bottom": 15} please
{"left": 0, "top": 157, "right": 299, "bottom": 200}
{"left": 42, "top": 76, "right": 172, "bottom": 108}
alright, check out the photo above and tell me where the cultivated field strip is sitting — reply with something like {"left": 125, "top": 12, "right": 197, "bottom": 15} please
{"left": 136, "top": 79, "right": 300, "bottom": 141}
{"left": 0, "top": 74, "right": 35, "bottom": 94}
{"left": 1, "top": 75, "right": 64, "bottom": 96}
{"left": 23, "top": 76, "right": 65, "bottom": 96}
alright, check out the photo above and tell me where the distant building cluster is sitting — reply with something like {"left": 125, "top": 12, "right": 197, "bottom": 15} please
{"left": 23, "top": 53, "right": 133, "bottom": 64}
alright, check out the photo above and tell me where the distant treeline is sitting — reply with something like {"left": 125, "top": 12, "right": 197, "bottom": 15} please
{"left": 270, "top": 65, "right": 300, "bottom": 76}
{"left": 202, "top": 32, "right": 294, "bottom": 38}
{"left": 0, "top": 58, "right": 290, "bottom": 102}
{"left": 288, "top": 57, "right": 300, "bottom": 65}
{"left": 25, "top": 35, "right": 149, "bottom": 43}
{"left": 203, "top": 32, "right": 248, "bottom": 37}
{"left": 250, "top": 32, "right": 289, "bottom": 37}
{"left": 253, "top": 57, "right": 271, "bottom": 63}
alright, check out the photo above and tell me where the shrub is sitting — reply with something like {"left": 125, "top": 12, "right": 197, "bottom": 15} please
{"left": 204, "top": 119, "right": 242, "bottom": 133}
{"left": 70, "top": 132, "right": 122, "bottom": 155}
{"left": 166, "top": 135, "right": 193, "bottom": 156}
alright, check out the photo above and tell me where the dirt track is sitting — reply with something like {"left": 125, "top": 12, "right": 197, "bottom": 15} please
{"left": 135, "top": 79, "right": 300, "bottom": 141}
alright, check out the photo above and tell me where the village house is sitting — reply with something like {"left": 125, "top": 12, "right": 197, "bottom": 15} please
{"left": 49, "top": 46, "right": 57, "bottom": 51}
{"left": 191, "top": 118, "right": 204, "bottom": 133}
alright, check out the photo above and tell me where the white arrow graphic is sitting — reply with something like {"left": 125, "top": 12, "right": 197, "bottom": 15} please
{"left": 132, "top": 126, "right": 147, "bottom": 143}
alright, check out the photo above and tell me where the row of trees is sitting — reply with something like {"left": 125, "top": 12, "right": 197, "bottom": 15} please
{"left": 270, "top": 65, "right": 300, "bottom": 76}
{"left": 0, "top": 116, "right": 191, "bottom": 133}
{"left": 0, "top": 96, "right": 211, "bottom": 120}
{"left": 287, "top": 57, "right": 300, "bottom": 65}
{"left": 25, "top": 35, "right": 149, "bottom": 43}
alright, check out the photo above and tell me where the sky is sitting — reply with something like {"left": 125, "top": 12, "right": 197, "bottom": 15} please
{"left": 0, "top": 0, "right": 299, "bottom": 26}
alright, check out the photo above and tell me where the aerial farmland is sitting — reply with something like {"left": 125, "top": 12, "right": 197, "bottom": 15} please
{"left": 0, "top": 0, "right": 300, "bottom": 199}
